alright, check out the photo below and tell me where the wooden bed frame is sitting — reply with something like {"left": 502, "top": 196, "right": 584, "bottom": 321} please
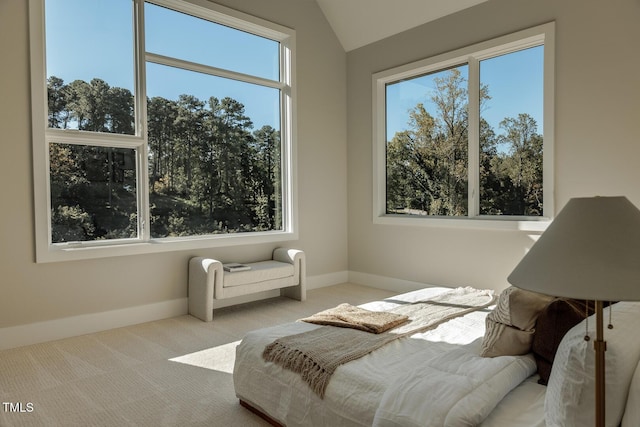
{"left": 239, "top": 399, "right": 283, "bottom": 427}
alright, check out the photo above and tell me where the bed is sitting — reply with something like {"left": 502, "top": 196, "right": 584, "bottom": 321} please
{"left": 233, "top": 286, "right": 640, "bottom": 427}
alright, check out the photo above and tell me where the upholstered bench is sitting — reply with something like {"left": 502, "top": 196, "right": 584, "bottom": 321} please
{"left": 188, "top": 248, "right": 306, "bottom": 321}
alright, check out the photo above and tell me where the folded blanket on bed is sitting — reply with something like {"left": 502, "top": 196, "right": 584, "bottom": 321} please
{"left": 300, "top": 303, "right": 409, "bottom": 333}
{"left": 262, "top": 287, "right": 495, "bottom": 398}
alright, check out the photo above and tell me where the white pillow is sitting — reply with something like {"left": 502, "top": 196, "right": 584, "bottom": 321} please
{"left": 622, "top": 359, "right": 640, "bottom": 427}
{"left": 545, "top": 302, "right": 640, "bottom": 427}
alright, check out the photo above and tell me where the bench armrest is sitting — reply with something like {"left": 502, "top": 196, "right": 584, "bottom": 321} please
{"left": 273, "top": 248, "right": 306, "bottom": 299}
{"left": 188, "top": 257, "right": 223, "bottom": 322}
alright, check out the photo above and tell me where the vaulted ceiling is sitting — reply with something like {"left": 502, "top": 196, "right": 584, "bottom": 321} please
{"left": 315, "top": 0, "right": 489, "bottom": 51}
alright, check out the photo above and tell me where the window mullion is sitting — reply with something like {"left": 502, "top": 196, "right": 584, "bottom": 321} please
{"left": 280, "top": 39, "right": 291, "bottom": 232}
{"left": 467, "top": 56, "right": 480, "bottom": 218}
{"left": 542, "top": 27, "right": 555, "bottom": 219}
{"left": 145, "top": 52, "right": 284, "bottom": 90}
{"left": 30, "top": 0, "right": 51, "bottom": 254}
{"left": 134, "top": 0, "right": 151, "bottom": 242}
{"left": 46, "top": 129, "right": 144, "bottom": 148}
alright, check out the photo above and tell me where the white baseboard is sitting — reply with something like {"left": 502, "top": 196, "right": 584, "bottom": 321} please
{"left": 0, "top": 271, "right": 350, "bottom": 350}
{"left": 307, "top": 270, "right": 349, "bottom": 289}
{"left": 348, "top": 271, "right": 434, "bottom": 294}
{"left": 0, "top": 298, "right": 187, "bottom": 351}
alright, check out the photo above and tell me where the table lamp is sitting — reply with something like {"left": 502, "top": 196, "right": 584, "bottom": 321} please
{"left": 507, "top": 196, "right": 640, "bottom": 427}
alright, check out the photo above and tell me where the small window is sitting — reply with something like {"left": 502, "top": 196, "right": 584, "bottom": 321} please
{"left": 145, "top": 3, "right": 280, "bottom": 81}
{"left": 385, "top": 64, "right": 470, "bottom": 217}
{"left": 479, "top": 46, "right": 544, "bottom": 216}
{"left": 374, "top": 23, "right": 554, "bottom": 229}
{"left": 50, "top": 144, "right": 138, "bottom": 243}
{"left": 45, "top": 0, "right": 135, "bottom": 134}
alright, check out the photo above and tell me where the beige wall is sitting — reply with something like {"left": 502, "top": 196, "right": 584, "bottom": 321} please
{"left": 0, "top": 0, "right": 347, "bottom": 331}
{"left": 347, "top": 0, "right": 640, "bottom": 291}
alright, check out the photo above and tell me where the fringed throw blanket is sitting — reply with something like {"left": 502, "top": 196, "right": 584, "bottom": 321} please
{"left": 262, "top": 287, "right": 495, "bottom": 398}
{"left": 300, "top": 303, "right": 409, "bottom": 334}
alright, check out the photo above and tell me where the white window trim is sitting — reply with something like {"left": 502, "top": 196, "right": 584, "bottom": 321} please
{"left": 372, "top": 22, "right": 555, "bottom": 232}
{"left": 29, "top": 0, "right": 297, "bottom": 262}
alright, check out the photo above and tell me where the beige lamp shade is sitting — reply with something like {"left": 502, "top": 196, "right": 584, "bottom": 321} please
{"left": 507, "top": 196, "right": 640, "bottom": 302}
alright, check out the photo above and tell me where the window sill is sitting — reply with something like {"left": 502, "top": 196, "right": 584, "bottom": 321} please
{"left": 37, "top": 230, "right": 297, "bottom": 263}
{"left": 373, "top": 214, "right": 550, "bottom": 232}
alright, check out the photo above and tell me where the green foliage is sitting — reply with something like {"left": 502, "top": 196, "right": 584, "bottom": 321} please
{"left": 479, "top": 114, "right": 543, "bottom": 215}
{"left": 47, "top": 76, "right": 282, "bottom": 243}
{"left": 49, "top": 143, "right": 138, "bottom": 242}
{"left": 48, "top": 77, "right": 135, "bottom": 134}
{"left": 387, "top": 69, "right": 469, "bottom": 216}
{"left": 387, "top": 69, "right": 543, "bottom": 217}
{"left": 51, "top": 205, "right": 95, "bottom": 242}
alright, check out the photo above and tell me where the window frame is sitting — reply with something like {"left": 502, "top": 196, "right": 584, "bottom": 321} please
{"left": 372, "top": 22, "right": 554, "bottom": 231}
{"left": 29, "top": 0, "right": 297, "bottom": 262}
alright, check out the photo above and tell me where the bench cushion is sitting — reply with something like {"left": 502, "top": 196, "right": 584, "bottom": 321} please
{"left": 223, "top": 260, "right": 294, "bottom": 288}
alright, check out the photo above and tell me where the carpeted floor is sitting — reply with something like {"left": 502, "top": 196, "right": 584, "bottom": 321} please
{"left": 0, "top": 283, "right": 395, "bottom": 426}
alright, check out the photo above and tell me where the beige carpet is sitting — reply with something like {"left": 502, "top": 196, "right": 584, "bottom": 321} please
{"left": 0, "top": 283, "right": 395, "bottom": 427}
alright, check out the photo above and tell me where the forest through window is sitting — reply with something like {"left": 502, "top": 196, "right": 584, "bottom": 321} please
{"left": 36, "top": 0, "right": 294, "bottom": 251}
{"left": 379, "top": 28, "right": 552, "bottom": 222}
{"left": 48, "top": 77, "right": 282, "bottom": 242}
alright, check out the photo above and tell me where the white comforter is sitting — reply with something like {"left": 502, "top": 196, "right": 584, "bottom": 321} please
{"left": 234, "top": 287, "right": 538, "bottom": 427}
{"left": 373, "top": 345, "right": 535, "bottom": 426}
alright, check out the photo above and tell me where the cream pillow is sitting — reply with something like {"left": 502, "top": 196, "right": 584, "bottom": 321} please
{"left": 545, "top": 302, "right": 640, "bottom": 427}
{"left": 481, "top": 286, "right": 553, "bottom": 357}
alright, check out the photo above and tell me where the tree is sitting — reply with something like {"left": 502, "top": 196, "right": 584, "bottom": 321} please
{"left": 175, "top": 94, "right": 205, "bottom": 194}
{"left": 198, "top": 96, "right": 254, "bottom": 227}
{"left": 147, "top": 96, "right": 179, "bottom": 195}
{"left": 496, "top": 113, "right": 543, "bottom": 215}
{"left": 107, "top": 86, "right": 134, "bottom": 134}
{"left": 253, "top": 125, "right": 281, "bottom": 229}
{"left": 386, "top": 68, "right": 542, "bottom": 217}
{"left": 47, "top": 76, "right": 69, "bottom": 129}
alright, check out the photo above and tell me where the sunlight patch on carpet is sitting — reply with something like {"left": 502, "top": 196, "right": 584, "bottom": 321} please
{"left": 169, "top": 340, "right": 241, "bottom": 374}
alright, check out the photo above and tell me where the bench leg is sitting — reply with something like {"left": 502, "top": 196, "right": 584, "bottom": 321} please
{"left": 280, "top": 284, "right": 305, "bottom": 301}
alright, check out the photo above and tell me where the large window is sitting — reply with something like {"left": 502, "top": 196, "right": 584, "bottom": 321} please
{"left": 374, "top": 23, "right": 554, "bottom": 229}
{"left": 30, "top": 0, "right": 296, "bottom": 261}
